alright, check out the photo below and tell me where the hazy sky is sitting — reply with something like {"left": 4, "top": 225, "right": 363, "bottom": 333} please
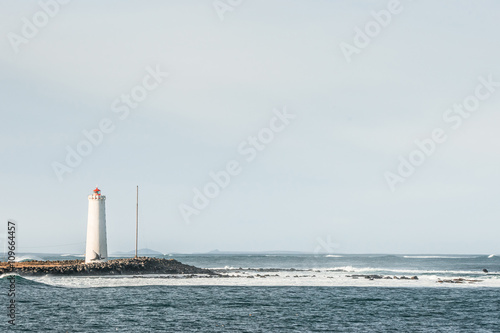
{"left": 1, "top": 0, "right": 499, "bottom": 254}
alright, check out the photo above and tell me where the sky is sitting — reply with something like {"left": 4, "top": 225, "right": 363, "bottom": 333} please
{"left": 0, "top": 0, "right": 499, "bottom": 255}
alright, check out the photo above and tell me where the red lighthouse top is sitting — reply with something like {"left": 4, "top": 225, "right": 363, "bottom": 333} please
{"left": 93, "top": 187, "right": 101, "bottom": 195}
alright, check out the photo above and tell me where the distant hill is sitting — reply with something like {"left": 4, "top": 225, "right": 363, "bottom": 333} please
{"left": 204, "top": 249, "right": 306, "bottom": 255}
{"left": 112, "top": 248, "right": 163, "bottom": 256}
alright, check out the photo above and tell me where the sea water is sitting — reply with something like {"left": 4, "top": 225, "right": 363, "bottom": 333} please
{"left": 1, "top": 253, "right": 499, "bottom": 332}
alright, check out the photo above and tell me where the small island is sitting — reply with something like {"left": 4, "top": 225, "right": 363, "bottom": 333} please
{"left": 0, "top": 257, "right": 217, "bottom": 276}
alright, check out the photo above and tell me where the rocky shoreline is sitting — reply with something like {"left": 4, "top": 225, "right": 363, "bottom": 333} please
{"left": 0, "top": 257, "right": 217, "bottom": 276}
{"left": 346, "top": 274, "right": 419, "bottom": 280}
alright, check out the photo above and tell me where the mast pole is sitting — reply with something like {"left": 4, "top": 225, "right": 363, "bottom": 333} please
{"left": 135, "top": 186, "right": 138, "bottom": 258}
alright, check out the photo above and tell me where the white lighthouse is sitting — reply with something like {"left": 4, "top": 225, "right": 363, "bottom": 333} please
{"left": 85, "top": 187, "right": 108, "bottom": 264}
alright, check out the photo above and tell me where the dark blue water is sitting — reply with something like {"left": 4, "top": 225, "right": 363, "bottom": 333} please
{"left": 1, "top": 276, "right": 499, "bottom": 332}
{"left": 2, "top": 254, "right": 499, "bottom": 331}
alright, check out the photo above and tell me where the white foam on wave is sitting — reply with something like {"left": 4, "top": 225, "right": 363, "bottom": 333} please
{"left": 403, "top": 256, "right": 476, "bottom": 259}
{"left": 209, "top": 266, "right": 240, "bottom": 270}
{"left": 325, "top": 255, "right": 343, "bottom": 258}
{"left": 0, "top": 273, "right": 19, "bottom": 279}
{"left": 488, "top": 254, "right": 495, "bottom": 258}
{"left": 336, "top": 266, "right": 492, "bottom": 276}
{"left": 24, "top": 270, "right": 500, "bottom": 289}
{"left": 14, "top": 255, "right": 44, "bottom": 262}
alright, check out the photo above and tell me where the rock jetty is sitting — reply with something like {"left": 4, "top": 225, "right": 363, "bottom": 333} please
{"left": 0, "top": 257, "right": 217, "bottom": 276}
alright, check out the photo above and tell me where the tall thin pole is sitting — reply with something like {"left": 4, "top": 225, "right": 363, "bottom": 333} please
{"left": 135, "top": 186, "right": 138, "bottom": 258}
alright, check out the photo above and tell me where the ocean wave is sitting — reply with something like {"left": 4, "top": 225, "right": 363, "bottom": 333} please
{"left": 212, "top": 267, "right": 311, "bottom": 272}
{"left": 325, "top": 255, "right": 343, "bottom": 258}
{"left": 209, "top": 266, "right": 239, "bottom": 270}
{"left": 0, "top": 273, "right": 18, "bottom": 279}
{"left": 322, "top": 266, "right": 493, "bottom": 276}
{"left": 14, "top": 255, "right": 44, "bottom": 262}
{"left": 403, "top": 256, "right": 476, "bottom": 259}
{"left": 0, "top": 273, "right": 53, "bottom": 287}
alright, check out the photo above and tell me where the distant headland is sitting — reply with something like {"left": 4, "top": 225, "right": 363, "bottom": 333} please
{"left": 111, "top": 248, "right": 164, "bottom": 256}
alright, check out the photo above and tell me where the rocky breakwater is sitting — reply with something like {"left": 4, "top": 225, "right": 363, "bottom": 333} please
{"left": 0, "top": 257, "right": 217, "bottom": 276}
{"left": 346, "top": 274, "right": 419, "bottom": 281}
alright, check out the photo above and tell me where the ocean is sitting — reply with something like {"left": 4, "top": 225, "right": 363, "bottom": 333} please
{"left": 1, "top": 253, "right": 499, "bottom": 332}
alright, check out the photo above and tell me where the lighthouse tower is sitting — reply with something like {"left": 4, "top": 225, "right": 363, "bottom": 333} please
{"left": 85, "top": 187, "right": 108, "bottom": 264}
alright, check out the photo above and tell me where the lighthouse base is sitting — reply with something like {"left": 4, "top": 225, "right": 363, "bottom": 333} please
{"left": 86, "top": 258, "right": 107, "bottom": 264}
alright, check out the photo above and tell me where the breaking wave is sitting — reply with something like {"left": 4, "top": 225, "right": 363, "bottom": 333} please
{"left": 403, "top": 256, "right": 476, "bottom": 259}
{"left": 0, "top": 273, "right": 52, "bottom": 287}
{"left": 14, "top": 255, "right": 44, "bottom": 262}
